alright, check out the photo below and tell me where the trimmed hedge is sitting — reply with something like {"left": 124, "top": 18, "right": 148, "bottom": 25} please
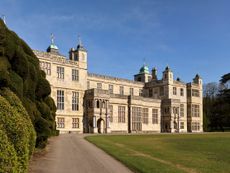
{"left": 0, "top": 90, "right": 36, "bottom": 172}
{"left": 0, "top": 126, "right": 18, "bottom": 173}
{"left": 0, "top": 19, "right": 57, "bottom": 171}
{"left": 0, "top": 88, "right": 36, "bottom": 155}
{"left": 0, "top": 19, "right": 57, "bottom": 146}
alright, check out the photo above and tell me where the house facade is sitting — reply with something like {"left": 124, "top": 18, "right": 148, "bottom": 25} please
{"left": 34, "top": 39, "right": 203, "bottom": 134}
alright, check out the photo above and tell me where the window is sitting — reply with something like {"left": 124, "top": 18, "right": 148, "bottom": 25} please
{"left": 72, "top": 69, "right": 79, "bottom": 81}
{"left": 192, "top": 89, "right": 200, "bottom": 97}
{"left": 109, "top": 85, "right": 113, "bottom": 94}
{"left": 164, "top": 74, "right": 167, "bottom": 79}
{"left": 137, "top": 77, "right": 142, "bottom": 81}
{"left": 118, "top": 106, "right": 125, "bottom": 123}
{"left": 74, "top": 54, "right": 78, "bottom": 61}
{"left": 97, "top": 83, "right": 102, "bottom": 89}
{"left": 132, "top": 107, "right": 142, "bottom": 131}
{"left": 154, "top": 88, "right": 158, "bottom": 95}
{"left": 192, "top": 104, "right": 200, "bottom": 117}
{"left": 40, "top": 61, "right": 51, "bottom": 75}
{"left": 96, "top": 100, "right": 100, "bottom": 108}
{"left": 130, "top": 88, "right": 134, "bottom": 96}
{"left": 180, "top": 88, "right": 184, "bottom": 96}
{"left": 180, "top": 122, "right": 184, "bottom": 129}
{"left": 160, "top": 87, "right": 164, "bottom": 96}
{"left": 72, "top": 92, "right": 79, "bottom": 111}
{"left": 57, "top": 66, "right": 64, "bottom": 79}
{"left": 57, "top": 90, "right": 64, "bottom": 110}
{"left": 173, "top": 87, "right": 177, "bottom": 95}
{"left": 192, "top": 122, "right": 200, "bottom": 131}
{"left": 149, "top": 89, "right": 153, "bottom": 97}
{"left": 139, "top": 89, "right": 143, "bottom": 96}
{"left": 180, "top": 104, "right": 184, "bottom": 117}
{"left": 72, "top": 118, "right": 79, "bottom": 128}
{"left": 102, "top": 101, "right": 106, "bottom": 108}
{"left": 87, "top": 81, "right": 90, "bottom": 89}
{"left": 120, "top": 86, "right": 124, "bottom": 95}
{"left": 142, "top": 108, "right": 149, "bottom": 124}
{"left": 109, "top": 105, "right": 113, "bottom": 122}
{"left": 173, "top": 107, "right": 179, "bottom": 114}
{"left": 57, "top": 118, "right": 65, "bottom": 128}
{"left": 152, "top": 109, "right": 158, "bottom": 124}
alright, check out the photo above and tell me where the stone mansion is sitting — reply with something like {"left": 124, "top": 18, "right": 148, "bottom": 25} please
{"left": 34, "top": 38, "right": 203, "bottom": 134}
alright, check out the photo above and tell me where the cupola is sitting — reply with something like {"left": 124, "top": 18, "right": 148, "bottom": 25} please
{"left": 134, "top": 63, "right": 152, "bottom": 83}
{"left": 69, "top": 35, "right": 87, "bottom": 63}
{"left": 47, "top": 33, "right": 59, "bottom": 54}
{"left": 139, "top": 64, "right": 150, "bottom": 74}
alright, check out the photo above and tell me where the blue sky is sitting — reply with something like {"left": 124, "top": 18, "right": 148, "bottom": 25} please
{"left": 1, "top": 0, "right": 230, "bottom": 83}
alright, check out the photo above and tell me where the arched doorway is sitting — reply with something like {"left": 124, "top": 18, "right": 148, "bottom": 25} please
{"left": 97, "top": 118, "right": 105, "bottom": 133}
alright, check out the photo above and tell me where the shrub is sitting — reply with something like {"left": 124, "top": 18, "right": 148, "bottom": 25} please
{"left": 0, "top": 94, "right": 34, "bottom": 172}
{"left": 0, "top": 88, "right": 36, "bottom": 156}
{"left": 35, "top": 77, "right": 51, "bottom": 100}
{"left": 37, "top": 101, "right": 53, "bottom": 121}
{"left": 9, "top": 71, "right": 23, "bottom": 98}
{"left": 35, "top": 116, "right": 51, "bottom": 148}
{"left": 0, "top": 56, "right": 10, "bottom": 87}
{"left": 0, "top": 126, "right": 18, "bottom": 173}
{"left": 10, "top": 46, "right": 29, "bottom": 80}
{"left": 0, "top": 18, "right": 57, "bottom": 166}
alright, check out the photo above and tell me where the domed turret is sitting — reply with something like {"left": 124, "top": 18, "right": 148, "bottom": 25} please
{"left": 69, "top": 35, "right": 87, "bottom": 63}
{"left": 77, "top": 43, "right": 87, "bottom": 52}
{"left": 163, "top": 65, "right": 173, "bottom": 84}
{"left": 134, "top": 63, "right": 152, "bottom": 83}
{"left": 139, "top": 65, "right": 150, "bottom": 74}
{"left": 49, "top": 43, "right": 58, "bottom": 50}
{"left": 193, "top": 74, "right": 202, "bottom": 86}
{"left": 47, "top": 33, "right": 59, "bottom": 54}
{"left": 165, "top": 66, "right": 171, "bottom": 71}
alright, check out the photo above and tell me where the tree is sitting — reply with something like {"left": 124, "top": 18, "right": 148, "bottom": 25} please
{"left": 217, "top": 73, "right": 230, "bottom": 130}
{"left": 203, "top": 82, "right": 219, "bottom": 98}
{"left": 203, "top": 78, "right": 230, "bottom": 132}
{"left": 203, "top": 82, "right": 219, "bottom": 131}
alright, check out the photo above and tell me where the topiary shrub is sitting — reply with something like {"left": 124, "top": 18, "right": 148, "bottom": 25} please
{"left": 10, "top": 46, "right": 29, "bottom": 80}
{"left": 35, "top": 77, "right": 51, "bottom": 100}
{"left": 0, "top": 93, "right": 35, "bottom": 172}
{"left": 37, "top": 101, "right": 53, "bottom": 121}
{"left": 0, "top": 19, "right": 57, "bottom": 150}
{"left": 0, "top": 88, "right": 36, "bottom": 156}
{"left": 0, "top": 56, "right": 11, "bottom": 87}
{"left": 9, "top": 70, "right": 23, "bottom": 98}
{"left": 0, "top": 126, "right": 18, "bottom": 173}
{"left": 35, "top": 116, "right": 51, "bottom": 148}
{"left": 44, "top": 96, "right": 57, "bottom": 112}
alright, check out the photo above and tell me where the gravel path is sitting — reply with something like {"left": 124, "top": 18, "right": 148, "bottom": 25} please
{"left": 29, "top": 134, "right": 133, "bottom": 173}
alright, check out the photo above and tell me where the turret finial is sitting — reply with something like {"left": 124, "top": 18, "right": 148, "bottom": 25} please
{"left": 50, "top": 33, "right": 55, "bottom": 44}
{"left": 143, "top": 58, "right": 146, "bottom": 66}
{"left": 78, "top": 34, "right": 82, "bottom": 46}
{"left": 47, "top": 33, "right": 59, "bottom": 53}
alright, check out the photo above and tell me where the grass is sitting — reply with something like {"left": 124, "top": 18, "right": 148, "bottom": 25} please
{"left": 85, "top": 133, "right": 230, "bottom": 173}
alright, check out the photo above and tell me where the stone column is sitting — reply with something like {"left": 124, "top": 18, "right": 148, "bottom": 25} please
{"left": 93, "top": 116, "right": 98, "bottom": 133}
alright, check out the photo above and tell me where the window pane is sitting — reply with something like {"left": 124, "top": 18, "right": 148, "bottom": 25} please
{"left": 57, "top": 90, "right": 64, "bottom": 110}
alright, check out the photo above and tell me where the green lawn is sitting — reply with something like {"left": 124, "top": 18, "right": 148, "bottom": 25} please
{"left": 85, "top": 133, "right": 230, "bottom": 173}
